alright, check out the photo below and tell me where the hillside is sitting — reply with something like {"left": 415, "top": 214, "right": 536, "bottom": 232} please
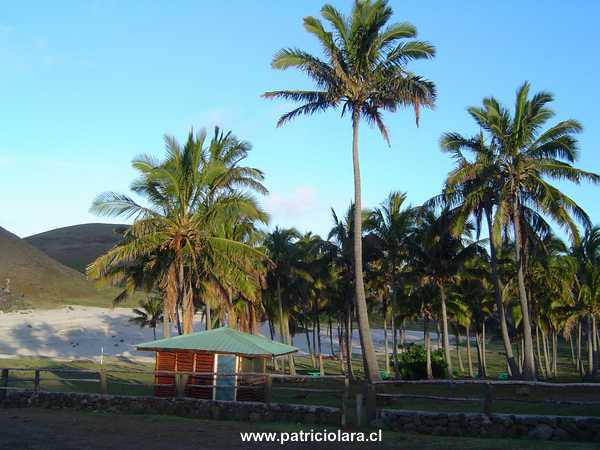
{"left": 0, "top": 225, "right": 104, "bottom": 307}
{"left": 26, "top": 223, "right": 127, "bottom": 273}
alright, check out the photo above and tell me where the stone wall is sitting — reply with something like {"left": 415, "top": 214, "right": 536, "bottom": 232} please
{"left": 377, "top": 409, "right": 600, "bottom": 442}
{"left": 0, "top": 390, "right": 341, "bottom": 426}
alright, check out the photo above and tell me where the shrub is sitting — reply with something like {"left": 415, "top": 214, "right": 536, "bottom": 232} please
{"left": 395, "top": 344, "right": 447, "bottom": 379}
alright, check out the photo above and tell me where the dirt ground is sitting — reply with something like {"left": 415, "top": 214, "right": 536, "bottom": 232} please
{"left": 0, "top": 408, "right": 597, "bottom": 450}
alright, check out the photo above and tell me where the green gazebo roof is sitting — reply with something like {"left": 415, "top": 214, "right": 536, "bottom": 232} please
{"left": 136, "top": 327, "right": 298, "bottom": 357}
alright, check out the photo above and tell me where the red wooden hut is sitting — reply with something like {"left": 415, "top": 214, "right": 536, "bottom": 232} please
{"left": 137, "top": 327, "right": 298, "bottom": 402}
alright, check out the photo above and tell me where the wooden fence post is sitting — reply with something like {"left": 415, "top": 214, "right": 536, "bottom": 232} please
{"left": 34, "top": 369, "right": 40, "bottom": 393}
{"left": 319, "top": 354, "right": 324, "bottom": 376}
{"left": 0, "top": 369, "right": 8, "bottom": 400}
{"left": 482, "top": 383, "right": 495, "bottom": 416}
{"left": 365, "top": 383, "right": 377, "bottom": 423}
{"left": 341, "top": 376, "right": 349, "bottom": 427}
{"left": 264, "top": 374, "right": 272, "bottom": 404}
{"left": 99, "top": 370, "right": 108, "bottom": 396}
{"left": 355, "top": 393, "right": 364, "bottom": 427}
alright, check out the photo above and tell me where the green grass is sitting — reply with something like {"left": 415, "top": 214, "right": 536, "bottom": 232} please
{"left": 3, "top": 352, "right": 598, "bottom": 419}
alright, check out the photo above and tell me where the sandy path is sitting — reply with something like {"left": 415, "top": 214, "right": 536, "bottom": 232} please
{"left": 0, "top": 307, "right": 438, "bottom": 361}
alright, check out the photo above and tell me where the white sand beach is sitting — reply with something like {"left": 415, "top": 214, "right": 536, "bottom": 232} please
{"left": 0, "top": 306, "right": 438, "bottom": 362}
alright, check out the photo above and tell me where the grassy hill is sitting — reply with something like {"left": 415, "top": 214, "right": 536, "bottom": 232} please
{"left": 0, "top": 225, "right": 127, "bottom": 308}
{"left": 25, "top": 223, "right": 127, "bottom": 273}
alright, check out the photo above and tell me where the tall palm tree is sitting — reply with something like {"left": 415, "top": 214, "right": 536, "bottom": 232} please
{"left": 88, "top": 127, "right": 268, "bottom": 336}
{"left": 438, "top": 133, "right": 520, "bottom": 376}
{"left": 571, "top": 226, "right": 600, "bottom": 377}
{"left": 263, "top": 0, "right": 436, "bottom": 382}
{"left": 446, "top": 82, "right": 600, "bottom": 379}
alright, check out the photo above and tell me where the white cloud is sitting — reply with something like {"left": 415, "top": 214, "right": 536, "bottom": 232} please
{"left": 265, "top": 186, "right": 318, "bottom": 219}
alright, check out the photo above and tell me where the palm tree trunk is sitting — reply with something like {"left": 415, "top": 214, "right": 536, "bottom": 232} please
{"left": 175, "top": 305, "right": 182, "bottom": 335}
{"left": 552, "top": 330, "right": 558, "bottom": 377}
{"left": 162, "top": 303, "right": 170, "bottom": 338}
{"left": 577, "top": 319, "right": 583, "bottom": 375}
{"left": 535, "top": 324, "right": 546, "bottom": 378}
{"left": 383, "top": 296, "right": 390, "bottom": 374}
{"left": 424, "top": 317, "right": 432, "bottom": 379}
{"left": 351, "top": 110, "right": 380, "bottom": 383}
{"left": 456, "top": 328, "right": 464, "bottom": 374}
{"left": 153, "top": 326, "right": 157, "bottom": 340}
{"left": 475, "top": 329, "right": 485, "bottom": 378}
{"left": 541, "top": 325, "right": 551, "bottom": 377}
{"left": 569, "top": 331, "right": 576, "bottom": 366}
{"left": 439, "top": 284, "right": 453, "bottom": 378}
{"left": 593, "top": 315, "right": 598, "bottom": 376}
{"left": 512, "top": 195, "right": 536, "bottom": 380}
{"left": 485, "top": 207, "right": 519, "bottom": 377}
{"left": 587, "top": 314, "right": 594, "bottom": 377}
{"left": 519, "top": 338, "right": 524, "bottom": 373}
{"left": 391, "top": 296, "right": 399, "bottom": 378}
{"left": 466, "top": 324, "right": 474, "bottom": 377}
{"left": 205, "top": 304, "right": 212, "bottom": 330}
{"left": 316, "top": 307, "right": 322, "bottom": 354}
{"left": 277, "top": 277, "right": 285, "bottom": 344}
{"left": 345, "top": 307, "right": 354, "bottom": 380}
{"left": 328, "top": 317, "right": 335, "bottom": 356}
{"left": 482, "top": 320, "right": 488, "bottom": 375}
{"left": 276, "top": 277, "right": 295, "bottom": 374}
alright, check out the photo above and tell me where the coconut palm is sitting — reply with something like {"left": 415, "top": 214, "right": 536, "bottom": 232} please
{"left": 409, "top": 206, "right": 480, "bottom": 377}
{"left": 264, "top": 0, "right": 436, "bottom": 382}
{"left": 88, "top": 127, "right": 268, "bottom": 336}
{"left": 571, "top": 226, "right": 600, "bottom": 377}
{"left": 366, "top": 192, "right": 417, "bottom": 374}
{"left": 263, "top": 227, "right": 303, "bottom": 374}
{"left": 438, "top": 133, "right": 520, "bottom": 376}
{"left": 446, "top": 82, "right": 600, "bottom": 379}
{"left": 130, "top": 296, "right": 164, "bottom": 340}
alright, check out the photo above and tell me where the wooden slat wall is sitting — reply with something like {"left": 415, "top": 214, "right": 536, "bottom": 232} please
{"left": 186, "top": 352, "right": 214, "bottom": 399}
{"left": 154, "top": 351, "right": 176, "bottom": 397}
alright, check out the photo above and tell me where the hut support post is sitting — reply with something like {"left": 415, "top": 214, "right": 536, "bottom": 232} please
{"left": 264, "top": 374, "right": 272, "bottom": 404}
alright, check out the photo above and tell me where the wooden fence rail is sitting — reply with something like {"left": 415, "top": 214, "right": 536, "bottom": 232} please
{"left": 364, "top": 378, "right": 600, "bottom": 422}
{"left": 0, "top": 367, "right": 350, "bottom": 425}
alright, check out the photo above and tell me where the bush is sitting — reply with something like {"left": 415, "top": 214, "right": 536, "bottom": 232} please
{"left": 395, "top": 345, "right": 447, "bottom": 379}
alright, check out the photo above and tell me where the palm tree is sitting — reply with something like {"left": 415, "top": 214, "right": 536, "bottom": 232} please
{"left": 571, "top": 226, "right": 600, "bottom": 377}
{"left": 263, "top": 0, "right": 436, "bottom": 382}
{"left": 130, "top": 296, "right": 164, "bottom": 340}
{"left": 409, "top": 206, "right": 480, "bottom": 378}
{"left": 438, "top": 133, "right": 520, "bottom": 376}
{"left": 366, "top": 192, "right": 416, "bottom": 374}
{"left": 447, "top": 82, "right": 600, "bottom": 379}
{"left": 88, "top": 127, "right": 268, "bottom": 336}
{"left": 263, "top": 227, "right": 303, "bottom": 374}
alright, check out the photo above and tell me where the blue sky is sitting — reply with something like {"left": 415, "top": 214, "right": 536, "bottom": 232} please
{"left": 1, "top": 1, "right": 599, "bottom": 238}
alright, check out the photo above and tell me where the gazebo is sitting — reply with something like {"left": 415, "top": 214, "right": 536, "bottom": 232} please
{"left": 136, "top": 327, "right": 298, "bottom": 402}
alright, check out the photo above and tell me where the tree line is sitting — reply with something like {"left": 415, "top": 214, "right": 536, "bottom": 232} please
{"left": 88, "top": 0, "right": 599, "bottom": 382}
